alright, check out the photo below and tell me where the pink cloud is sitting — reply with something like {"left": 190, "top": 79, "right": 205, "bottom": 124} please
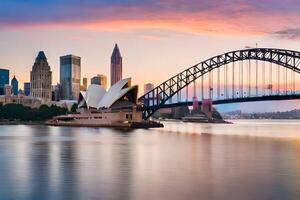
{"left": 1, "top": 1, "right": 300, "bottom": 38}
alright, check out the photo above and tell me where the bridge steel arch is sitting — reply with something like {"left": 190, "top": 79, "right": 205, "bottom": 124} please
{"left": 138, "top": 48, "right": 300, "bottom": 119}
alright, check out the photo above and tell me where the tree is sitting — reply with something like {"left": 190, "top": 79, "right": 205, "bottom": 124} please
{"left": 0, "top": 104, "right": 67, "bottom": 121}
{"left": 70, "top": 103, "right": 78, "bottom": 113}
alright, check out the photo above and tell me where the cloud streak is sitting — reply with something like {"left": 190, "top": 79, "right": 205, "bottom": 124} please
{"left": 273, "top": 28, "right": 300, "bottom": 40}
{"left": 1, "top": 0, "right": 300, "bottom": 38}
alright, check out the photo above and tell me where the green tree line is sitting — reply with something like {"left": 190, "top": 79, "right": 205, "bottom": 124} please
{"left": 0, "top": 104, "right": 68, "bottom": 121}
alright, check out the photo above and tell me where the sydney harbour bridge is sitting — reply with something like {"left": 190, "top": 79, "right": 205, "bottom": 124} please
{"left": 138, "top": 48, "right": 300, "bottom": 119}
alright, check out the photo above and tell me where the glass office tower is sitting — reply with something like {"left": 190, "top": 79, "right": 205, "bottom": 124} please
{"left": 60, "top": 55, "right": 81, "bottom": 100}
{"left": 24, "top": 82, "right": 30, "bottom": 96}
{"left": 11, "top": 76, "right": 18, "bottom": 95}
{"left": 0, "top": 69, "right": 9, "bottom": 95}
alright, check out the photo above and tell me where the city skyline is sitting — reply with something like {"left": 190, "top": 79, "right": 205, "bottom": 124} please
{"left": 1, "top": 2, "right": 300, "bottom": 200}
{"left": 2, "top": 1, "right": 300, "bottom": 91}
{"left": 1, "top": 0, "right": 300, "bottom": 112}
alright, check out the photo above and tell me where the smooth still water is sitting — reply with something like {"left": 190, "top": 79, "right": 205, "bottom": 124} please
{"left": 0, "top": 120, "right": 300, "bottom": 200}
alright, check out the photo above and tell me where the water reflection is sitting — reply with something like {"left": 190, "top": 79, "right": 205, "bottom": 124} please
{"left": 0, "top": 121, "right": 299, "bottom": 199}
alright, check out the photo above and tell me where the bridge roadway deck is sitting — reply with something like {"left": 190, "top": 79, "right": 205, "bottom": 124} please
{"left": 145, "top": 94, "right": 300, "bottom": 109}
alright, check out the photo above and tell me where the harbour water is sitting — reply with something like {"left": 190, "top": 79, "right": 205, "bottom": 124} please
{"left": 0, "top": 120, "right": 300, "bottom": 199}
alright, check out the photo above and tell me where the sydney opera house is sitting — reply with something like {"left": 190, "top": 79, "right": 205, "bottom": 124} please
{"left": 47, "top": 78, "right": 162, "bottom": 128}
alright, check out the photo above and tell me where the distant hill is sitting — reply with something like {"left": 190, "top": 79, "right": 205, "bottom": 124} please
{"left": 222, "top": 109, "right": 300, "bottom": 119}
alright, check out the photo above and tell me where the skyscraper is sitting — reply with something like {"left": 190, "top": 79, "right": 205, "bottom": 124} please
{"left": 91, "top": 74, "right": 107, "bottom": 89}
{"left": 144, "top": 83, "right": 155, "bottom": 103}
{"left": 30, "top": 51, "right": 52, "bottom": 102}
{"left": 0, "top": 68, "right": 9, "bottom": 95}
{"left": 4, "top": 84, "right": 12, "bottom": 96}
{"left": 60, "top": 55, "right": 81, "bottom": 100}
{"left": 24, "top": 82, "right": 30, "bottom": 96}
{"left": 81, "top": 77, "right": 88, "bottom": 91}
{"left": 144, "top": 83, "right": 154, "bottom": 94}
{"left": 11, "top": 75, "right": 18, "bottom": 95}
{"left": 110, "top": 44, "right": 122, "bottom": 86}
{"left": 52, "top": 84, "right": 60, "bottom": 101}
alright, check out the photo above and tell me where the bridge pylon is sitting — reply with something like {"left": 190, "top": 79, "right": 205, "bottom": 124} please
{"left": 201, "top": 99, "right": 213, "bottom": 120}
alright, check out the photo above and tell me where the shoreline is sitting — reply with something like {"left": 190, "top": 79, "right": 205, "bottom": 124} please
{"left": 1, "top": 118, "right": 299, "bottom": 126}
{"left": 0, "top": 120, "right": 45, "bottom": 125}
{"left": 158, "top": 119, "right": 232, "bottom": 124}
{"left": 0, "top": 119, "right": 164, "bottom": 129}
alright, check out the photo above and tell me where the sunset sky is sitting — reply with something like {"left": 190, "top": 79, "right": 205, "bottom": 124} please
{"left": 1, "top": 0, "right": 300, "bottom": 111}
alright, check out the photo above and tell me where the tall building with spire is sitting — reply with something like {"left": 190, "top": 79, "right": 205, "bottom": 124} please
{"left": 110, "top": 44, "right": 122, "bottom": 86}
{"left": 30, "top": 51, "right": 52, "bottom": 102}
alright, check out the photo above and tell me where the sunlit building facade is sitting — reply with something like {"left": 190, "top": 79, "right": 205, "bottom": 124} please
{"left": 80, "top": 77, "right": 88, "bottom": 91}
{"left": 4, "top": 85, "right": 12, "bottom": 96}
{"left": 91, "top": 74, "right": 107, "bottom": 89}
{"left": 30, "top": 51, "right": 52, "bottom": 102}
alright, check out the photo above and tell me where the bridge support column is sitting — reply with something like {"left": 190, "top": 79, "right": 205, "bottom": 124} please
{"left": 192, "top": 96, "right": 199, "bottom": 110}
{"left": 201, "top": 99, "right": 213, "bottom": 120}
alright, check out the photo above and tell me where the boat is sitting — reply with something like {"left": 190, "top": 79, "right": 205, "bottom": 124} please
{"left": 182, "top": 114, "right": 209, "bottom": 123}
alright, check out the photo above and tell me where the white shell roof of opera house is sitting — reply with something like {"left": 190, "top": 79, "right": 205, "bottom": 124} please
{"left": 79, "top": 78, "right": 137, "bottom": 109}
